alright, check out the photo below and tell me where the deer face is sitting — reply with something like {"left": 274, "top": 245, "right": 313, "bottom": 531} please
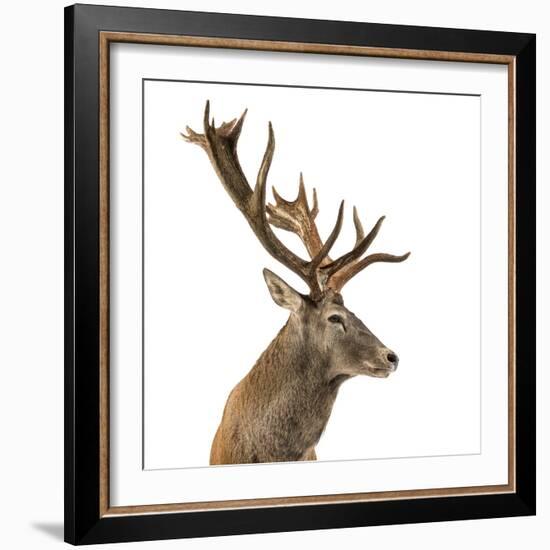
{"left": 264, "top": 269, "right": 399, "bottom": 381}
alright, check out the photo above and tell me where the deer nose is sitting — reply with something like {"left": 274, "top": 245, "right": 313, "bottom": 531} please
{"left": 386, "top": 351, "right": 399, "bottom": 368}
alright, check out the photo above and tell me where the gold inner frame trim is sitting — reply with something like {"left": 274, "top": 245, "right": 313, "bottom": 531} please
{"left": 98, "top": 31, "right": 516, "bottom": 517}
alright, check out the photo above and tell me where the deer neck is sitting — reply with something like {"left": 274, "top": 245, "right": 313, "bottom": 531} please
{"left": 258, "top": 316, "right": 329, "bottom": 389}
{"left": 247, "top": 316, "right": 340, "bottom": 460}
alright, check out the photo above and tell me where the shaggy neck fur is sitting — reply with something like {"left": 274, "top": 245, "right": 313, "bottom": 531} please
{"left": 237, "top": 316, "right": 342, "bottom": 462}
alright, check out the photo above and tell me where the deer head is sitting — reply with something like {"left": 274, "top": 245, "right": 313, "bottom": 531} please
{"left": 182, "top": 101, "right": 409, "bottom": 382}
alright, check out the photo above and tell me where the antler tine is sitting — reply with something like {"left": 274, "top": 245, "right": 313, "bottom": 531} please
{"left": 352, "top": 206, "right": 365, "bottom": 247}
{"left": 329, "top": 251, "right": 411, "bottom": 292}
{"left": 252, "top": 121, "right": 275, "bottom": 204}
{"left": 310, "top": 188, "right": 319, "bottom": 219}
{"left": 310, "top": 200, "right": 344, "bottom": 271}
{"left": 249, "top": 123, "right": 312, "bottom": 283}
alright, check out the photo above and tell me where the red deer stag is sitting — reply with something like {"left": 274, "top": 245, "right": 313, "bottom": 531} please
{"left": 182, "top": 101, "right": 410, "bottom": 465}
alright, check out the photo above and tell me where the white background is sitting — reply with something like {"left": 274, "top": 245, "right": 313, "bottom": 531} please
{"left": 0, "top": 0, "right": 546, "bottom": 548}
{"left": 143, "top": 79, "right": 483, "bottom": 470}
{"left": 110, "top": 44, "right": 509, "bottom": 506}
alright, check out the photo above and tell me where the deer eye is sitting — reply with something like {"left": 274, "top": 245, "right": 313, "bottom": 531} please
{"left": 328, "top": 314, "right": 344, "bottom": 325}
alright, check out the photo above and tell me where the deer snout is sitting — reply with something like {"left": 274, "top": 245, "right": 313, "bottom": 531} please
{"left": 383, "top": 349, "right": 399, "bottom": 370}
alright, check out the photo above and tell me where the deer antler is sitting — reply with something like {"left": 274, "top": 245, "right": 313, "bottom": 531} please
{"left": 182, "top": 102, "right": 409, "bottom": 299}
{"left": 181, "top": 101, "right": 343, "bottom": 299}
{"left": 267, "top": 178, "right": 410, "bottom": 292}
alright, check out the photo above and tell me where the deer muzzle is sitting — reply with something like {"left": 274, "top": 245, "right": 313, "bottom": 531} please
{"left": 363, "top": 348, "right": 399, "bottom": 378}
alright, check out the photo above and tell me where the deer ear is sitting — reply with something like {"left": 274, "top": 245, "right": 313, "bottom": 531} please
{"left": 262, "top": 268, "right": 304, "bottom": 312}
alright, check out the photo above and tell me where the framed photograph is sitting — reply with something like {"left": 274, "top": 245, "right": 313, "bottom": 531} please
{"left": 64, "top": 4, "right": 536, "bottom": 545}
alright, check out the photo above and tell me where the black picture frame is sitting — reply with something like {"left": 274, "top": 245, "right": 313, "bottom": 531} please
{"left": 65, "top": 3, "right": 536, "bottom": 545}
